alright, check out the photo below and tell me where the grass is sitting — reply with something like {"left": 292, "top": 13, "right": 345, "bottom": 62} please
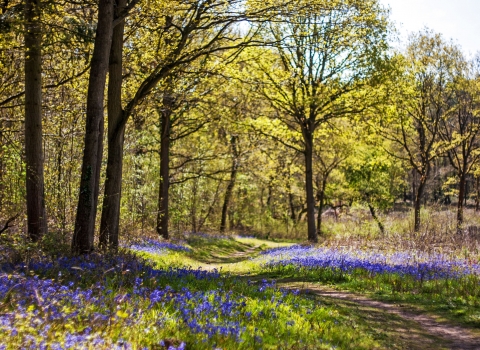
{"left": 0, "top": 236, "right": 384, "bottom": 349}
{"left": 1, "top": 229, "right": 479, "bottom": 349}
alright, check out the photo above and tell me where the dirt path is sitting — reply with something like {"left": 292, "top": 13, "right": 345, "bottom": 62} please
{"left": 228, "top": 244, "right": 261, "bottom": 258}
{"left": 199, "top": 245, "right": 262, "bottom": 271}
{"left": 195, "top": 240, "right": 479, "bottom": 349}
{"left": 280, "top": 281, "right": 480, "bottom": 350}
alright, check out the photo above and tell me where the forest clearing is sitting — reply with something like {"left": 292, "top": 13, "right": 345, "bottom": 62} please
{"left": 1, "top": 0, "right": 480, "bottom": 348}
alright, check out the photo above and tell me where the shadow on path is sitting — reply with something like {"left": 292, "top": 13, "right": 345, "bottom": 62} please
{"left": 278, "top": 281, "right": 480, "bottom": 350}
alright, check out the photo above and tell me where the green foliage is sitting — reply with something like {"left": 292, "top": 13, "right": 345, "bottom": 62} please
{"left": 344, "top": 145, "right": 404, "bottom": 210}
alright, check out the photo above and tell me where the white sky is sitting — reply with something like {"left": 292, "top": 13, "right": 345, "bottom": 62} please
{"left": 379, "top": 0, "right": 480, "bottom": 56}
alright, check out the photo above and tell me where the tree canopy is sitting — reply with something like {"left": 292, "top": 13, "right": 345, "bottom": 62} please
{"left": 1, "top": 0, "right": 479, "bottom": 249}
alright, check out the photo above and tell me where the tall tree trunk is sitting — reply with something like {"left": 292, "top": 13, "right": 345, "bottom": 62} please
{"left": 414, "top": 175, "right": 427, "bottom": 232}
{"left": 99, "top": 0, "right": 126, "bottom": 250}
{"left": 156, "top": 93, "right": 174, "bottom": 239}
{"left": 316, "top": 177, "right": 327, "bottom": 236}
{"left": 457, "top": 171, "right": 466, "bottom": 232}
{"left": 72, "top": 0, "right": 114, "bottom": 254}
{"left": 220, "top": 135, "right": 239, "bottom": 232}
{"left": 24, "top": 0, "right": 47, "bottom": 242}
{"left": 304, "top": 131, "right": 317, "bottom": 242}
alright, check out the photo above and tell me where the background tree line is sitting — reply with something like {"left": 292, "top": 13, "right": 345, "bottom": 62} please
{"left": 1, "top": 0, "right": 479, "bottom": 253}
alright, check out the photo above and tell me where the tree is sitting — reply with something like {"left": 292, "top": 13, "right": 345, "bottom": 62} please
{"left": 220, "top": 134, "right": 240, "bottom": 232}
{"left": 24, "top": 0, "right": 47, "bottom": 241}
{"left": 156, "top": 84, "right": 175, "bottom": 240}
{"left": 72, "top": 0, "right": 114, "bottom": 254}
{"left": 99, "top": 0, "right": 267, "bottom": 247}
{"left": 344, "top": 144, "right": 404, "bottom": 234}
{"left": 380, "top": 30, "right": 463, "bottom": 232}
{"left": 313, "top": 122, "right": 352, "bottom": 234}
{"left": 154, "top": 68, "right": 230, "bottom": 238}
{"left": 440, "top": 57, "right": 480, "bottom": 231}
{"left": 99, "top": 0, "right": 127, "bottom": 250}
{"left": 252, "top": 0, "right": 389, "bottom": 242}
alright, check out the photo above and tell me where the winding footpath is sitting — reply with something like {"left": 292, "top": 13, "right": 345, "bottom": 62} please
{"left": 280, "top": 282, "right": 480, "bottom": 350}
{"left": 200, "top": 242, "right": 480, "bottom": 350}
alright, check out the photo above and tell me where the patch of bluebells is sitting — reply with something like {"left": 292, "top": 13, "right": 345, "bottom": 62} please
{"left": 149, "top": 288, "right": 247, "bottom": 341}
{"left": 0, "top": 273, "right": 140, "bottom": 349}
{"left": 129, "top": 239, "right": 191, "bottom": 255}
{"left": 159, "top": 340, "right": 186, "bottom": 350}
{"left": 0, "top": 253, "right": 293, "bottom": 348}
{"left": 1, "top": 252, "right": 218, "bottom": 287}
{"left": 259, "top": 245, "right": 480, "bottom": 280}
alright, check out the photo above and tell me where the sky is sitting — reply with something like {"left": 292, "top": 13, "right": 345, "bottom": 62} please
{"left": 379, "top": 0, "right": 480, "bottom": 56}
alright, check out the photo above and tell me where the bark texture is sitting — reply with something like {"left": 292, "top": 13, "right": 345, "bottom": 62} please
{"left": 25, "top": 0, "right": 47, "bottom": 242}
{"left": 220, "top": 135, "right": 239, "bottom": 232}
{"left": 368, "top": 203, "right": 385, "bottom": 235}
{"left": 316, "top": 178, "right": 326, "bottom": 236}
{"left": 156, "top": 93, "right": 174, "bottom": 239}
{"left": 475, "top": 177, "right": 480, "bottom": 212}
{"left": 414, "top": 175, "right": 427, "bottom": 232}
{"left": 72, "top": 0, "right": 114, "bottom": 254}
{"left": 99, "top": 0, "right": 127, "bottom": 250}
{"left": 456, "top": 172, "right": 466, "bottom": 232}
{"left": 304, "top": 130, "right": 317, "bottom": 243}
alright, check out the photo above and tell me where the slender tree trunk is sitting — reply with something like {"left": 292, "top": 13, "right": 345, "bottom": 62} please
{"left": 414, "top": 176, "right": 427, "bottom": 232}
{"left": 229, "top": 193, "right": 236, "bottom": 229}
{"left": 475, "top": 176, "right": 480, "bottom": 212}
{"left": 190, "top": 176, "right": 198, "bottom": 233}
{"left": 288, "top": 191, "right": 296, "bottom": 221}
{"left": 266, "top": 182, "right": 272, "bottom": 211}
{"left": 457, "top": 172, "right": 466, "bottom": 232}
{"left": 156, "top": 93, "right": 174, "bottom": 239}
{"left": 24, "top": 0, "right": 47, "bottom": 242}
{"left": 412, "top": 170, "right": 416, "bottom": 208}
{"left": 0, "top": 129, "right": 3, "bottom": 210}
{"left": 198, "top": 181, "right": 221, "bottom": 232}
{"left": 99, "top": 0, "right": 126, "bottom": 250}
{"left": 316, "top": 177, "right": 327, "bottom": 236}
{"left": 72, "top": 0, "right": 114, "bottom": 254}
{"left": 304, "top": 131, "right": 317, "bottom": 242}
{"left": 220, "top": 136, "right": 239, "bottom": 232}
{"left": 368, "top": 203, "right": 385, "bottom": 235}
{"left": 91, "top": 117, "right": 104, "bottom": 236}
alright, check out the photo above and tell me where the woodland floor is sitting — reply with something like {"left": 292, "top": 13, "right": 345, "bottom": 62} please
{"left": 192, "top": 237, "right": 480, "bottom": 350}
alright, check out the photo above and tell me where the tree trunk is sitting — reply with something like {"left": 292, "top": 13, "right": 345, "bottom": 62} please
{"left": 72, "top": 0, "right": 114, "bottom": 254}
{"left": 368, "top": 203, "right": 385, "bottom": 235}
{"left": 304, "top": 131, "right": 317, "bottom": 242}
{"left": 190, "top": 177, "right": 198, "bottom": 233}
{"left": 99, "top": 0, "right": 126, "bottom": 250}
{"left": 414, "top": 176, "right": 427, "bottom": 232}
{"left": 412, "top": 170, "right": 416, "bottom": 208}
{"left": 220, "top": 135, "right": 239, "bottom": 232}
{"left": 156, "top": 93, "right": 174, "bottom": 239}
{"left": 24, "top": 0, "right": 47, "bottom": 242}
{"left": 457, "top": 172, "right": 466, "bottom": 232}
{"left": 475, "top": 176, "right": 480, "bottom": 212}
{"left": 288, "top": 192, "right": 296, "bottom": 221}
{"left": 316, "top": 177, "right": 327, "bottom": 236}
{"left": 0, "top": 128, "right": 3, "bottom": 211}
